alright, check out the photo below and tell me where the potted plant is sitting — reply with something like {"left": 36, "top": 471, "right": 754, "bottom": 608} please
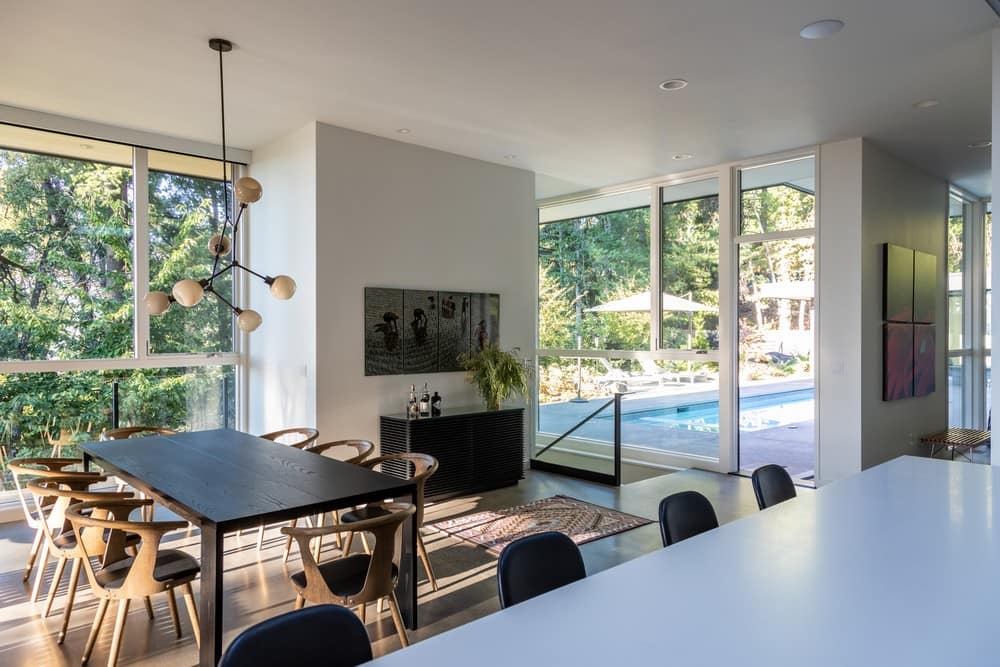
{"left": 459, "top": 343, "right": 530, "bottom": 410}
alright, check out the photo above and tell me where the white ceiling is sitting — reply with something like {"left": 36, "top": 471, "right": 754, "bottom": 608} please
{"left": 2, "top": 1, "right": 996, "bottom": 199}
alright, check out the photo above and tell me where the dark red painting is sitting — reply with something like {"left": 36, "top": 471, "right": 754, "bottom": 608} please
{"left": 883, "top": 323, "right": 914, "bottom": 401}
{"left": 913, "top": 325, "right": 936, "bottom": 397}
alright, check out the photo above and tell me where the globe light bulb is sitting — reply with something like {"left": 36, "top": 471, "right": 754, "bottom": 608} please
{"left": 144, "top": 291, "right": 171, "bottom": 316}
{"left": 269, "top": 275, "right": 297, "bottom": 300}
{"left": 237, "top": 309, "right": 262, "bottom": 333}
{"left": 235, "top": 177, "right": 263, "bottom": 204}
{"left": 172, "top": 279, "right": 204, "bottom": 307}
{"left": 208, "top": 235, "right": 231, "bottom": 257}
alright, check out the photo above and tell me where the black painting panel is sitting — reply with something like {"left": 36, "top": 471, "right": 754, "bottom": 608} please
{"left": 403, "top": 290, "right": 439, "bottom": 373}
{"left": 438, "top": 292, "right": 470, "bottom": 371}
{"left": 883, "top": 244, "right": 914, "bottom": 323}
{"left": 913, "top": 324, "right": 936, "bottom": 397}
{"left": 470, "top": 293, "right": 500, "bottom": 352}
{"left": 364, "top": 287, "right": 403, "bottom": 376}
{"left": 912, "top": 250, "right": 936, "bottom": 324}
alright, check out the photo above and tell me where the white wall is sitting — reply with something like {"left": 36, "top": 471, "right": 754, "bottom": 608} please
{"left": 859, "top": 140, "right": 948, "bottom": 469}
{"left": 313, "top": 123, "right": 536, "bottom": 445}
{"left": 816, "top": 138, "right": 864, "bottom": 484}
{"left": 247, "top": 122, "right": 318, "bottom": 434}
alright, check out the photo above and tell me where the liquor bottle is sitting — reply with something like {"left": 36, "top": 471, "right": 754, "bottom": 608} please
{"left": 419, "top": 383, "right": 431, "bottom": 417}
{"left": 407, "top": 384, "right": 419, "bottom": 419}
{"left": 431, "top": 391, "right": 442, "bottom": 416}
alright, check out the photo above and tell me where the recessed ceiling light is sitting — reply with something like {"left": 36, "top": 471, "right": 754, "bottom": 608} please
{"left": 913, "top": 99, "right": 940, "bottom": 109}
{"left": 503, "top": 154, "right": 517, "bottom": 160}
{"left": 672, "top": 153, "right": 693, "bottom": 161}
{"left": 659, "top": 79, "right": 688, "bottom": 91}
{"left": 968, "top": 139, "right": 992, "bottom": 150}
{"left": 396, "top": 128, "right": 411, "bottom": 134}
{"left": 799, "top": 19, "right": 844, "bottom": 39}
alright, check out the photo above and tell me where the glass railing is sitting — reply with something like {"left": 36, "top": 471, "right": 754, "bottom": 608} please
{"left": 0, "top": 365, "right": 235, "bottom": 490}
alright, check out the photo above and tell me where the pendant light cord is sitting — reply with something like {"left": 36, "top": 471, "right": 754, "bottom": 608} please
{"left": 209, "top": 44, "right": 231, "bottom": 290}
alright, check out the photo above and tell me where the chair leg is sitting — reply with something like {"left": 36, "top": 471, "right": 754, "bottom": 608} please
{"left": 182, "top": 582, "right": 200, "bottom": 648}
{"left": 143, "top": 596, "right": 155, "bottom": 619}
{"left": 342, "top": 532, "right": 354, "bottom": 556}
{"left": 313, "top": 513, "right": 324, "bottom": 561}
{"left": 43, "top": 556, "right": 68, "bottom": 617}
{"left": 108, "top": 598, "right": 131, "bottom": 667}
{"left": 256, "top": 525, "right": 265, "bottom": 551}
{"left": 417, "top": 532, "right": 439, "bottom": 592}
{"left": 332, "top": 510, "right": 342, "bottom": 548}
{"left": 358, "top": 602, "right": 366, "bottom": 624}
{"left": 23, "top": 526, "right": 44, "bottom": 582}
{"left": 360, "top": 532, "right": 371, "bottom": 555}
{"left": 294, "top": 594, "right": 305, "bottom": 610}
{"left": 83, "top": 597, "right": 110, "bottom": 664}
{"left": 282, "top": 518, "right": 299, "bottom": 563}
{"left": 58, "top": 557, "right": 83, "bottom": 644}
{"left": 30, "top": 547, "right": 50, "bottom": 603}
{"left": 386, "top": 593, "right": 410, "bottom": 648}
{"left": 166, "top": 588, "right": 182, "bottom": 638}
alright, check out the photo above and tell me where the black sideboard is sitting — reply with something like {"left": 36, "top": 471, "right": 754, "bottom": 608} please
{"left": 379, "top": 406, "right": 524, "bottom": 499}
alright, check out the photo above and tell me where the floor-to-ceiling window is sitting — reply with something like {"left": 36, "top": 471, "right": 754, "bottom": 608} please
{"left": 736, "top": 157, "right": 815, "bottom": 479}
{"left": 0, "top": 124, "right": 242, "bottom": 492}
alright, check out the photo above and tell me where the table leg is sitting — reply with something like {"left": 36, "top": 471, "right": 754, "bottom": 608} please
{"left": 83, "top": 452, "right": 91, "bottom": 473}
{"left": 396, "top": 491, "right": 418, "bottom": 630}
{"left": 200, "top": 523, "right": 224, "bottom": 666}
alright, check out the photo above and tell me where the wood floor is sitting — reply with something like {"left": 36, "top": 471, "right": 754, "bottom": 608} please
{"left": 0, "top": 467, "right": 765, "bottom": 666}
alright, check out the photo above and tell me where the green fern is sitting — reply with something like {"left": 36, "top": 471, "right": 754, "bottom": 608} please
{"left": 458, "top": 343, "right": 530, "bottom": 410}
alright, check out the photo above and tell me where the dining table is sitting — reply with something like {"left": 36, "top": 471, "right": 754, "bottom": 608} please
{"left": 366, "top": 455, "right": 997, "bottom": 666}
{"left": 82, "top": 428, "right": 418, "bottom": 666}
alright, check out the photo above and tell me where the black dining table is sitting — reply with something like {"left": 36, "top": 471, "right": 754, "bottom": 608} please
{"left": 82, "top": 429, "right": 418, "bottom": 666}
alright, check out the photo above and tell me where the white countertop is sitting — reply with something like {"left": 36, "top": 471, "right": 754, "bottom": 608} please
{"left": 368, "top": 456, "right": 999, "bottom": 666}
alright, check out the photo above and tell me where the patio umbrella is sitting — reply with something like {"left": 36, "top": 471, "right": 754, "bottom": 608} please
{"left": 584, "top": 291, "right": 717, "bottom": 313}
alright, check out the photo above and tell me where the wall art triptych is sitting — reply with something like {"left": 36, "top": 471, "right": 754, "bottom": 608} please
{"left": 364, "top": 287, "right": 500, "bottom": 376}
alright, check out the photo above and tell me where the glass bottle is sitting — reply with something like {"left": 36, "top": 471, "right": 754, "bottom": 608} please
{"left": 431, "top": 391, "right": 442, "bottom": 416}
{"left": 408, "top": 384, "right": 419, "bottom": 419}
{"left": 419, "top": 382, "right": 431, "bottom": 417}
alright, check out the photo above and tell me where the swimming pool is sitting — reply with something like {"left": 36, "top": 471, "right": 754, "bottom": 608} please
{"left": 626, "top": 388, "right": 814, "bottom": 433}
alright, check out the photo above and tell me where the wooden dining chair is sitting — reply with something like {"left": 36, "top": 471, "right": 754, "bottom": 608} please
{"left": 658, "top": 490, "right": 719, "bottom": 547}
{"left": 67, "top": 498, "right": 201, "bottom": 667}
{"left": 6, "top": 457, "right": 100, "bottom": 592}
{"left": 497, "top": 531, "right": 586, "bottom": 608}
{"left": 751, "top": 464, "right": 797, "bottom": 510}
{"left": 282, "top": 440, "right": 375, "bottom": 563}
{"left": 102, "top": 427, "right": 177, "bottom": 519}
{"left": 247, "top": 427, "right": 320, "bottom": 551}
{"left": 340, "top": 453, "right": 440, "bottom": 592}
{"left": 219, "top": 604, "right": 373, "bottom": 667}
{"left": 282, "top": 503, "right": 416, "bottom": 647}
{"left": 26, "top": 476, "right": 138, "bottom": 643}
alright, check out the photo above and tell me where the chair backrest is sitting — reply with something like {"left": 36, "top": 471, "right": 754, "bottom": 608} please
{"left": 6, "top": 457, "right": 98, "bottom": 527}
{"left": 286, "top": 503, "right": 415, "bottom": 605}
{"left": 497, "top": 531, "right": 585, "bottom": 609}
{"left": 101, "top": 426, "right": 177, "bottom": 440}
{"left": 220, "top": 604, "right": 373, "bottom": 667}
{"left": 259, "top": 427, "right": 320, "bottom": 449}
{"left": 27, "top": 476, "right": 132, "bottom": 557}
{"left": 658, "top": 491, "right": 719, "bottom": 547}
{"left": 67, "top": 498, "right": 189, "bottom": 599}
{"left": 638, "top": 358, "right": 664, "bottom": 376}
{"left": 307, "top": 440, "right": 374, "bottom": 465}
{"left": 361, "top": 453, "right": 438, "bottom": 525}
{"left": 751, "top": 464, "right": 797, "bottom": 510}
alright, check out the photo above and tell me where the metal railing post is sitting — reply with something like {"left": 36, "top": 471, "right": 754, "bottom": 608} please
{"left": 111, "top": 381, "right": 120, "bottom": 430}
{"left": 613, "top": 392, "right": 622, "bottom": 486}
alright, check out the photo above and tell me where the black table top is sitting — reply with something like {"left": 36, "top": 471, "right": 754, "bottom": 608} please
{"left": 82, "top": 429, "right": 415, "bottom": 529}
{"left": 382, "top": 405, "right": 525, "bottom": 421}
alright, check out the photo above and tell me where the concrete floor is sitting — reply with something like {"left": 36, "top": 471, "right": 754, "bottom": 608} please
{"left": 0, "top": 468, "right": 766, "bottom": 666}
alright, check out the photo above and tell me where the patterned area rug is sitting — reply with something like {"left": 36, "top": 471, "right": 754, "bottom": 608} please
{"left": 430, "top": 495, "right": 653, "bottom": 555}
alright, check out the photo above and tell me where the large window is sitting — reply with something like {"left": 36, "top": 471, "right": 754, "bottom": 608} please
{"left": 0, "top": 124, "right": 243, "bottom": 487}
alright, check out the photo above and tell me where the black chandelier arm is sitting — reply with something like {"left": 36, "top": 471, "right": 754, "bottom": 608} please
{"left": 205, "top": 262, "right": 237, "bottom": 284}
{"left": 230, "top": 261, "right": 273, "bottom": 284}
{"left": 204, "top": 284, "right": 240, "bottom": 315}
{"left": 208, "top": 39, "right": 234, "bottom": 290}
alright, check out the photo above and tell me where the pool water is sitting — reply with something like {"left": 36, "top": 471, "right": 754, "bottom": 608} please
{"left": 627, "top": 389, "right": 814, "bottom": 433}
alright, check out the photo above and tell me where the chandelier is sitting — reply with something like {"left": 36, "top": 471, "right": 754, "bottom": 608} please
{"left": 143, "top": 37, "right": 295, "bottom": 333}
